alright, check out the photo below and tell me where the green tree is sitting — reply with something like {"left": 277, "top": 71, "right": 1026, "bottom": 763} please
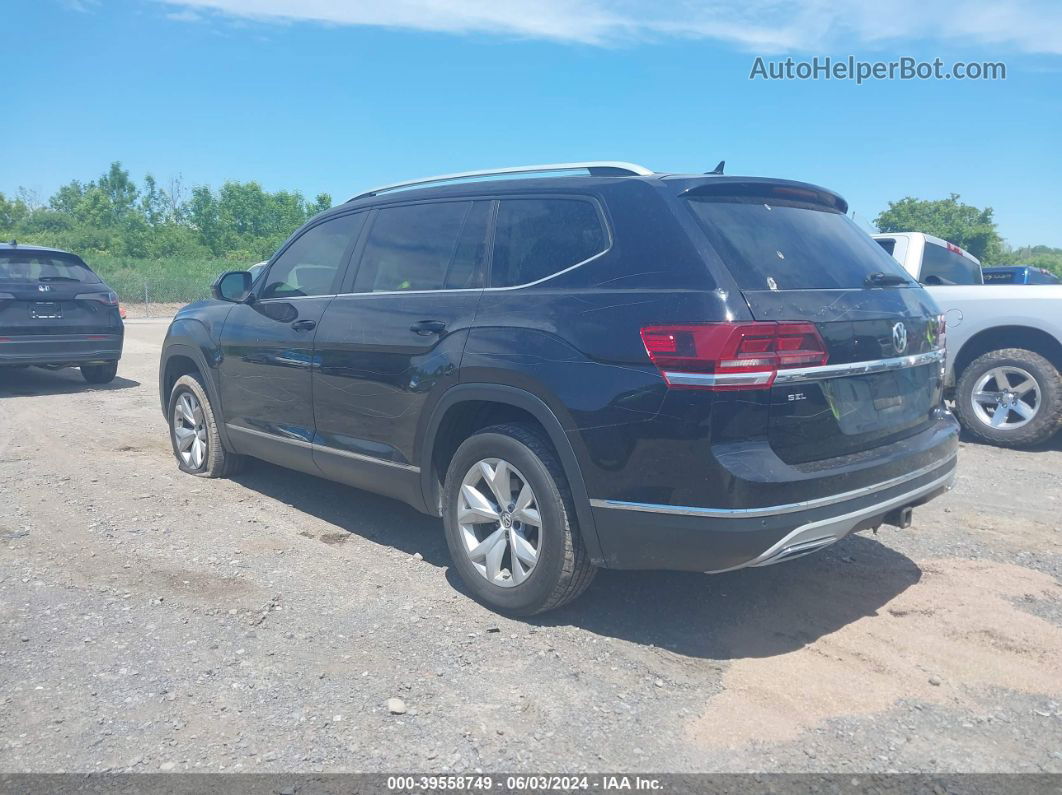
{"left": 875, "top": 194, "right": 1003, "bottom": 263}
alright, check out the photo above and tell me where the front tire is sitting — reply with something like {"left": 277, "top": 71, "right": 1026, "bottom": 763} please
{"left": 81, "top": 362, "right": 118, "bottom": 384}
{"left": 954, "top": 348, "right": 1062, "bottom": 447}
{"left": 442, "top": 423, "right": 596, "bottom": 615}
{"left": 167, "top": 374, "right": 243, "bottom": 477}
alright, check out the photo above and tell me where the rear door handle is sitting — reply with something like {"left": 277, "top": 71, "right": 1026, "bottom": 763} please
{"left": 410, "top": 319, "right": 447, "bottom": 336}
{"left": 291, "top": 319, "right": 317, "bottom": 332}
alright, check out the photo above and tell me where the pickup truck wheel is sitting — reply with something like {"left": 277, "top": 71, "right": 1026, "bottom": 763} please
{"left": 167, "top": 374, "right": 244, "bottom": 477}
{"left": 955, "top": 348, "right": 1062, "bottom": 447}
{"left": 442, "top": 423, "right": 596, "bottom": 615}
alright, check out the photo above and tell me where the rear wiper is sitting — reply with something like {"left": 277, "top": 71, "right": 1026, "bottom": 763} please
{"left": 37, "top": 276, "right": 81, "bottom": 282}
{"left": 864, "top": 272, "right": 910, "bottom": 287}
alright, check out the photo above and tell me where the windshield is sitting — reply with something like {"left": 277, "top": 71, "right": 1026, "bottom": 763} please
{"left": 0, "top": 251, "right": 101, "bottom": 283}
{"left": 686, "top": 198, "right": 912, "bottom": 290}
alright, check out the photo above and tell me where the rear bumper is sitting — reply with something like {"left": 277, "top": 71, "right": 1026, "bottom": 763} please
{"left": 0, "top": 333, "right": 123, "bottom": 366}
{"left": 590, "top": 413, "right": 959, "bottom": 571}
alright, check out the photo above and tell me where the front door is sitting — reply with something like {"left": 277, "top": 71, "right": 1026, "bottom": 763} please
{"left": 218, "top": 211, "right": 367, "bottom": 469}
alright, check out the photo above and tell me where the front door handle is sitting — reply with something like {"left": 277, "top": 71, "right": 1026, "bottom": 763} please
{"left": 410, "top": 319, "right": 447, "bottom": 336}
{"left": 291, "top": 319, "right": 317, "bottom": 332}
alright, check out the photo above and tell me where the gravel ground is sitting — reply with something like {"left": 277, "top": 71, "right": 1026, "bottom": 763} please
{"left": 1, "top": 319, "right": 1060, "bottom": 774}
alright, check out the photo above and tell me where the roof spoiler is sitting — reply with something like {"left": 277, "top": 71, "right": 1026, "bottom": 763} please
{"left": 682, "top": 180, "right": 848, "bottom": 214}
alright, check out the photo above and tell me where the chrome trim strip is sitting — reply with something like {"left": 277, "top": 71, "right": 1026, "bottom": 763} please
{"left": 773, "top": 349, "right": 944, "bottom": 384}
{"left": 663, "top": 370, "right": 772, "bottom": 387}
{"left": 349, "top": 161, "right": 654, "bottom": 201}
{"left": 226, "top": 424, "right": 419, "bottom": 472}
{"left": 314, "top": 443, "right": 420, "bottom": 473}
{"left": 706, "top": 469, "right": 956, "bottom": 573}
{"left": 227, "top": 424, "right": 313, "bottom": 447}
{"left": 588, "top": 453, "right": 957, "bottom": 518}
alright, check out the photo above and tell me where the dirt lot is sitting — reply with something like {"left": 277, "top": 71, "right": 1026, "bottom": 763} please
{"left": 1, "top": 319, "right": 1060, "bottom": 774}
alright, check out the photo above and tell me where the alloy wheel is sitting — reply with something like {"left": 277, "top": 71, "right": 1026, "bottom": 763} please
{"left": 173, "top": 391, "right": 208, "bottom": 469}
{"left": 457, "top": 458, "right": 541, "bottom": 587}
{"left": 971, "top": 366, "right": 1041, "bottom": 431}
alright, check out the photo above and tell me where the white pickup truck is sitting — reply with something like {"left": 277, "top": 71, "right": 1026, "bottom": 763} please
{"left": 873, "top": 232, "right": 1062, "bottom": 447}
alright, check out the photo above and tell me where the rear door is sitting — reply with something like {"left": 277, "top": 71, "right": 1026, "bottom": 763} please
{"left": 311, "top": 199, "right": 490, "bottom": 489}
{"left": 686, "top": 187, "right": 945, "bottom": 463}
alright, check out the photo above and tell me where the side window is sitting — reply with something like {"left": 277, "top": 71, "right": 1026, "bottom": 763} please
{"left": 261, "top": 213, "right": 365, "bottom": 299}
{"left": 354, "top": 201, "right": 489, "bottom": 293}
{"left": 919, "top": 242, "right": 982, "bottom": 286}
{"left": 491, "top": 198, "right": 607, "bottom": 287}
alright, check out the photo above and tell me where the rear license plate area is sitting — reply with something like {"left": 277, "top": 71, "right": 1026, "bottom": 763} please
{"left": 31, "top": 302, "right": 63, "bottom": 319}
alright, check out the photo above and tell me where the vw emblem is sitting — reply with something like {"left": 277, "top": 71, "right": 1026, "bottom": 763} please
{"left": 37, "top": 284, "right": 51, "bottom": 292}
{"left": 892, "top": 322, "right": 908, "bottom": 354}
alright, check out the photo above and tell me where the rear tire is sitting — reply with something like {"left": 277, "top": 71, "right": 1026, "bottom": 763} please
{"left": 81, "top": 362, "right": 118, "bottom": 384}
{"left": 167, "top": 374, "right": 244, "bottom": 477}
{"left": 954, "top": 348, "right": 1062, "bottom": 447}
{"left": 442, "top": 423, "right": 596, "bottom": 615}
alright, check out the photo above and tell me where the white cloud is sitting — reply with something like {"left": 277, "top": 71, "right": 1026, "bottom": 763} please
{"left": 166, "top": 8, "right": 204, "bottom": 22}
{"left": 156, "top": 0, "right": 1062, "bottom": 54}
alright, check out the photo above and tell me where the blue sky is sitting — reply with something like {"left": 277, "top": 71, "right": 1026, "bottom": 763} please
{"left": 4, "top": 0, "right": 1061, "bottom": 246}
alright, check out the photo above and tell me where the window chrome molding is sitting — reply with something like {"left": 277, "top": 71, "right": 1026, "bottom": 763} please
{"left": 588, "top": 453, "right": 956, "bottom": 519}
{"left": 773, "top": 349, "right": 944, "bottom": 384}
{"left": 227, "top": 424, "right": 419, "bottom": 472}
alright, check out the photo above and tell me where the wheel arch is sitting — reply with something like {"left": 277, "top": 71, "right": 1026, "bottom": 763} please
{"left": 418, "top": 384, "right": 605, "bottom": 565}
{"left": 160, "top": 340, "right": 234, "bottom": 451}
{"left": 953, "top": 325, "right": 1062, "bottom": 381}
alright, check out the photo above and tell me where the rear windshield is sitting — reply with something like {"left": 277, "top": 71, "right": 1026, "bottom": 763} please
{"left": 686, "top": 198, "right": 911, "bottom": 290}
{"left": 0, "top": 251, "right": 101, "bottom": 283}
{"left": 919, "top": 242, "right": 982, "bottom": 285}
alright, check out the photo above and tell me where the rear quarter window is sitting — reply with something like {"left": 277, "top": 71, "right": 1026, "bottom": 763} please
{"left": 491, "top": 198, "right": 608, "bottom": 287}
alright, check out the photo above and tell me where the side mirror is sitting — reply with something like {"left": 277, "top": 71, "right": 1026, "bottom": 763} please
{"left": 212, "top": 271, "right": 253, "bottom": 303}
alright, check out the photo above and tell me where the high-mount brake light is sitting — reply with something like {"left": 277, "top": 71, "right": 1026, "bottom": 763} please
{"left": 640, "top": 322, "right": 828, "bottom": 390}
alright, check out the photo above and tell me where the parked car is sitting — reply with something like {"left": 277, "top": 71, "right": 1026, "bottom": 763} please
{"left": 0, "top": 241, "right": 124, "bottom": 383}
{"left": 874, "top": 232, "right": 1062, "bottom": 446}
{"left": 160, "top": 162, "right": 958, "bottom": 614}
{"left": 982, "top": 265, "right": 1060, "bottom": 285}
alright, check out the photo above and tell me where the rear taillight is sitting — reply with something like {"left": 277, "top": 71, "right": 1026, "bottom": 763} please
{"left": 640, "top": 322, "right": 828, "bottom": 390}
{"left": 75, "top": 291, "right": 119, "bottom": 306}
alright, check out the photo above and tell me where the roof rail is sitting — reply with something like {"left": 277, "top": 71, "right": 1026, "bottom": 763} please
{"left": 348, "top": 161, "right": 654, "bottom": 202}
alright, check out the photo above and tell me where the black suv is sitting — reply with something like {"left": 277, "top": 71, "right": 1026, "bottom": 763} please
{"left": 159, "top": 162, "right": 958, "bottom": 614}
{"left": 1, "top": 242, "right": 123, "bottom": 383}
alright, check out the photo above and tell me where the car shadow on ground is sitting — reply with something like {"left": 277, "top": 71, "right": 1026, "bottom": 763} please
{"left": 524, "top": 534, "right": 923, "bottom": 660}
{"left": 235, "top": 460, "right": 922, "bottom": 661}
{"left": 232, "top": 458, "right": 452, "bottom": 566}
{"left": 0, "top": 367, "right": 139, "bottom": 396}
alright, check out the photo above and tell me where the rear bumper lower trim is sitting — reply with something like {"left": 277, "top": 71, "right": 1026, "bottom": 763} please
{"left": 704, "top": 468, "right": 956, "bottom": 573}
{"left": 589, "top": 452, "right": 957, "bottom": 519}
